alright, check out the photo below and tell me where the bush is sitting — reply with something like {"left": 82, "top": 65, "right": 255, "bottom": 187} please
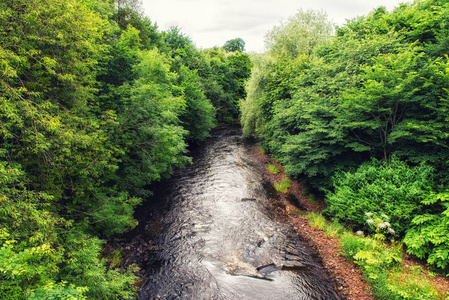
{"left": 364, "top": 212, "right": 396, "bottom": 241}
{"left": 309, "top": 213, "right": 443, "bottom": 299}
{"left": 340, "top": 233, "right": 367, "bottom": 261}
{"left": 341, "top": 233, "right": 441, "bottom": 299}
{"left": 341, "top": 233, "right": 408, "bottom": 300}
{"left": 386, "top": 266, "right": 441, "bottom": 300}
{"left": 325, "top": 157, "right": 433, "bottom": 236}
{"left": 403, "top": 192, "right": 449, "bottom": 273}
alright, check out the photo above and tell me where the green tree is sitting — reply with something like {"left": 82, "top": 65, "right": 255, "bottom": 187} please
{"left": 241, "top": 0, "right": 449, "bottom": 275}
{"left": 224, "top": 38, "right": 245, "bottom": 52}
{"left": 0, "top": 0, "right": 140, "bottom": 297}
{"left": 112, "top": 0, "right": 161, "bottom": 49}
{"left": 164, "top": 26, "right": 194, "bottom": 51}
{"left": 265, "top": 8, "right": 334, "bottom": 58}
{"left": 241, "top": 8, "right": 334, "bottom": 139}
{"left": 175, "top": 64, "right": 216, "bottom": 143}
{"left": 115, "top": 49, "right": 191, "bottom": 197}
{"left": 240, "top": 53, "right": 275, "bottom": 136}
{"left": 161, "top": 27, "right": 216, "bottom": 142}
{"left": 243, "top": 1, "right": 449, "bottom": 190}
{"left": 202, "top": 48, "right": 252, "bottom": 123}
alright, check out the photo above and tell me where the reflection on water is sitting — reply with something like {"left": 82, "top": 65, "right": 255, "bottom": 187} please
{"left": 133, "top": 125, "right": 340, "bottom": 300}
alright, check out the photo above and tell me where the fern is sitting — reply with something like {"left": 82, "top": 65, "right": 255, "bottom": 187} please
{"left": 404, "top": 192, "right": 449, "bottom": 272}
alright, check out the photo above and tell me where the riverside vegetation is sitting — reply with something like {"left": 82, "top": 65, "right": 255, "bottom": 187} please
{"left": 0, "top": 0, "right": 251, "bottom": 298}
{"left": 241, "top": 0, "right": 449, "bottom": 298}
{"left": 2, "top": 0, "right": 449, "bottom": 299}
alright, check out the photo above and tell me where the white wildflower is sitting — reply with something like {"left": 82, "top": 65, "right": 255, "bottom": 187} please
{"left": 388, "top": 227, "right": 396, "bottom": 235}
{"left": 383, "top": 222, "right": 391, "bottom": 227}
{"left": 377, "top": 222, "right": 387, "bottom": 230}
{"left": 365, "top": 212, "right": 374, "bottom": 218}
{"left": 355, "top": 231, "right": 364, "bottom": 236}
{"left": 366, "top": 219, "right": 374, "bottom": 225}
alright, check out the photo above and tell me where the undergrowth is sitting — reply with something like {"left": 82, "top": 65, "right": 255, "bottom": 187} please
{"left": 274, "top": 177, "right": 291, "bottom": 193}
{"left": 306, "top": 213, "right": 447, "bottom": 300}
{"left": 267, "top": 163, "right": 280, "bottom": 174}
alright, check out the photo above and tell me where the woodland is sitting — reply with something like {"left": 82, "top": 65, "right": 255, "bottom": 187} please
{"left": 1, "top": 0, "right": 449, "bottom": 298}
{"left": 0, "top": 0, "right": 250, "bottom": 298}
{"left": 241, "top": 0, "right": 449, "bottom": 296}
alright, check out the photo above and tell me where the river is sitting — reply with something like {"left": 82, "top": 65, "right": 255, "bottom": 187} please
{"left": 128, "top": 125, "right": 340, "bottom": 300}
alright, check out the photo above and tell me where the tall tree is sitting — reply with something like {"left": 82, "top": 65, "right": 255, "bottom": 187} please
{"left": 265, "top": 8, "right": 334, "bottom": 58}
{"left": 224, "top": 38, "right": 246, "bottom": 52}
{"left": 0, "top": 0, "right": 138, "bottom": 298}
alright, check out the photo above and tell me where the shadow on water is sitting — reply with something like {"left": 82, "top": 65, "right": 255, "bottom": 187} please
{"left": 126, "top": 125, "right": 341, "bottom": 300}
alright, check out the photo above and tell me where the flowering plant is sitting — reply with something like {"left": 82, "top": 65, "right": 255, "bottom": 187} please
{"left": 364, "top": 212, "right": 395, "bottom": 241}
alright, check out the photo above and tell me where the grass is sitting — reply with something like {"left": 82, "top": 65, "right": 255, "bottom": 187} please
{"left": 267, "top": 163, "right": 280, "bottom": 174}
{"left": 307, "top": 212, "right": 345, "bottom": 238}
{"left": 386, "top": 265, "right": 443, "bottom": 299}
{"left": 306, "top": 211, "right": 447, "bottom": 300}
{"left": 289, "top": 209, "right": 307, "bottom": 216}
{"left": 274, "top": 177, "right": 291, "bottom": 193}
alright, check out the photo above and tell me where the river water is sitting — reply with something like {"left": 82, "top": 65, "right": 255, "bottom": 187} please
{"left": 132, "top": 125, "right": 340, "bottom": 300}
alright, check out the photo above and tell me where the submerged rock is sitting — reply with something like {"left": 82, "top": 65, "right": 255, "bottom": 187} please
{"left": 241, "top": 197, "right": 257, "bottom": 201}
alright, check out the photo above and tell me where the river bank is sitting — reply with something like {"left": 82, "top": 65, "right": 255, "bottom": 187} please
{"left": 106, "top": 126, "right": 448, "bottom": 299}
{"left": 106, "top": 125, "right": 342, "bottom": 299}
{"left": 251, "top": 145, "right": 374, "bottom": 299}
{"left": 252, "top": 144, "right": 449, "bottom": 299}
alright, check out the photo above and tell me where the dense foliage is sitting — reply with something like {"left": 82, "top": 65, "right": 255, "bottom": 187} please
{"left": 309, "top": 212, "right": 443, "bottom": 299}
{"left": 241, "top": 0, "right": 449, "bottom": 272}
{"left": 0, "top": 0, "right": 250, "bottom": 298}
{"left": 404, "top": 191, "right": 449, "bottom": 270}
{"left": 325, "top": 157, "right": 433, "bottom": 236}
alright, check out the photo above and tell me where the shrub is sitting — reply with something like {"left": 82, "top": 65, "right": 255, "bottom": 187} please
{"left": 341, "top": 233, "right": 406, "bottom": 299}
{"left": 325, "top": 157, "right": 433, "bottom": 237}
{"left": 364, "top": 212, "right": 396, "bottom": 241}
{"left": 318, "top": 216, "right": 442, "bottom": 299}
{"left": 403, "top": 192, "right": 449, "bottom": 273}
{"left": 340, "top": 233, "right": 367, "bottom": 261}
{"left": 353, "top": 238, "right": 403, "bottom": 278}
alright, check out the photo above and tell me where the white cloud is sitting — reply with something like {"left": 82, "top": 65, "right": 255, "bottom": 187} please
{"left": 141, "top": 0, "right": 408, "bottom": 52}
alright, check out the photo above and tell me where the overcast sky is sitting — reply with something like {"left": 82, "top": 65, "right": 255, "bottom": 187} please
{"left": 141, "top": 0, "right": 408, "bottom": 52}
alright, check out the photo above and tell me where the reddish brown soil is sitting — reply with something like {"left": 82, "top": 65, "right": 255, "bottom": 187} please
{"left": 252, "top": 145, "right": 449, "bottom": 299}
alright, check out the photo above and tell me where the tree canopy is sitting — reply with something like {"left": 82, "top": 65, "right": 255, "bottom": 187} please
{"left": 224, "top": 38, "right": 246, "bottom": 52}
{"left": 0, "top": 0, "right": 251, "bottom": 298}
{"left": 240, "top": 0, "right": 449, "bottom": 273}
